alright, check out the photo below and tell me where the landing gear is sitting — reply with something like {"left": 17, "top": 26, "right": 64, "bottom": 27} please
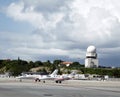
{"left": 56, "top": 81, "right": 58, "bottom": 83}
{"left": 55, "top": 80, "right": 62, "bottom": 83}
{"left": 59, "top": 81, "right": 61, "bottom": 83}
{"left": 35, "top": 78, "right": 41, "bottom": 82}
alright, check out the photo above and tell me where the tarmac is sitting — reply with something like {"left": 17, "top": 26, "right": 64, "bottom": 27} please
{"left": 0, "top": 77, "right": 120, "bottom": 87}
{"left": 0, "top": 77, "right": 120, "bottom": 97}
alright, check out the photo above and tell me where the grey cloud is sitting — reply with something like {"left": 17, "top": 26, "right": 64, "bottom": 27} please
{"left": 3, "top": 0, "right": 120, "bottom": 66}
{"left": 22, "top": 0, "right": 70, "bottom": 15}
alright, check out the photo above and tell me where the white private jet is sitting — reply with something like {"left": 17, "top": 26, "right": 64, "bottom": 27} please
{"left": 73, "top": 74, "right": 88, "bottom": 80}
{"left": 35, "top": 69, "right": 76, "bottom": 83}
{"left": 16, "top": 69, "right": 58, "bottom": 82}
{"left": 16, "top": 73, "right": 41, "bottom": 80}
{"left": 35, "top": 69, "right": 58, "bottom": 83}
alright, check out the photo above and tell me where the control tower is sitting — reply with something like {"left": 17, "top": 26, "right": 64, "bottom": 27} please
{"left": 85, "top": 45, "right": 98, "bottom": 68}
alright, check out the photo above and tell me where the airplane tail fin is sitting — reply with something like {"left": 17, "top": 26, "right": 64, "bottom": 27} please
{"left": 70, "top": 71, "right": 76, "bottom": 75}
{"left": 50, "top": 69, "right": 58, "bottom": 76}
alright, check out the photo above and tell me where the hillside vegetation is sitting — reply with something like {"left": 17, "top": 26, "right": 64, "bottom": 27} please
{"left": 0, "top": 59, "right": 120, "bottom": 77}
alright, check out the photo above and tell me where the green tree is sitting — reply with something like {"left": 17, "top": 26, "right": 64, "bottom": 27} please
{"left": 53, "top": 60, "right": 62, "bottom": 66}
{"left": 28, "top": 61, "right": 35, "bottom": 69}
{"left": 43, "top": 60, "right": 52, "bottom": 67}
{"left": 34, "top": 61, "right": 44, "bottom": 67}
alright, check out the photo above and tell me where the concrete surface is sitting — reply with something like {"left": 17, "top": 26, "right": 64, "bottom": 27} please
{"left": 0, "top": 78, "right": 120, "bottom": 97}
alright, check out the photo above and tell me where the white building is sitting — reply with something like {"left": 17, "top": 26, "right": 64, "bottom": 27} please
{"left": 85, "top": 45, "right": 98, "bottom": 68}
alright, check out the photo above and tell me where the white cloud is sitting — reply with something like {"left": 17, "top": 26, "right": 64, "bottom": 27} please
{"left": 6, "top": 0, "right": 65, "bottom": 30}
{"left": 3, "top": 0, "right": 120, "bottom": 65}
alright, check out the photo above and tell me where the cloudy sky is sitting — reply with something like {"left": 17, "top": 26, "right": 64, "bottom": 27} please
{"left": 0, "top": 0, "right": 120, "bottom": 67}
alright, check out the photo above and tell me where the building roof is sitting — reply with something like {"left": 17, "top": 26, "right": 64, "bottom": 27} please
{"left": 60, "top": 62, "right": 73, "bottom": 65}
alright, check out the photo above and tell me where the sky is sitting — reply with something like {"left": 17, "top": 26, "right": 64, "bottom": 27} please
{"left": 0, "top": 0, "right": 120, "bottom": 67}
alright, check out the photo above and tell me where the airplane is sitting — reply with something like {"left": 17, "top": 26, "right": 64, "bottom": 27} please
{"left": 62, "top": 71, "right": 76, "bottom": 79}
{"left": 17, "top": 69, "right": 88, "bottom": 83}
{"left": 16, "top": 70, "right": 58, "bottom": 79}
{"left": 54, "top": 73, "right": 89, "bottom": 83}
{"left": 34, "top": 69, "right": 76, "bottom": 83}
{"left": 35, "top": 69, "right": 58, "bottom": 83}
{"left": 16, "top": 69, "right": 58, "bottom": 82}
{"left": 16, "top": 72, "right": 41, "bottom": 80}
{"left": 60, "top": 72, "right": 88, "bottom": 80}
{"left": 53, "top": 71, "right": 76, "bottom": 83}
{"left": 73, "top": 74, "right": 88, "bottom": 80}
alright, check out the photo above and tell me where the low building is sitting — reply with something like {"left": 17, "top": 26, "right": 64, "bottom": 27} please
{"left": 60, "top": 61, "right": 73, "bottom": 67}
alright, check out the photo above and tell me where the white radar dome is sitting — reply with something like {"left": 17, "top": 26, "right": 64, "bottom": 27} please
{"left": 87, "top": 45, "right": 96, "bottom": 53}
